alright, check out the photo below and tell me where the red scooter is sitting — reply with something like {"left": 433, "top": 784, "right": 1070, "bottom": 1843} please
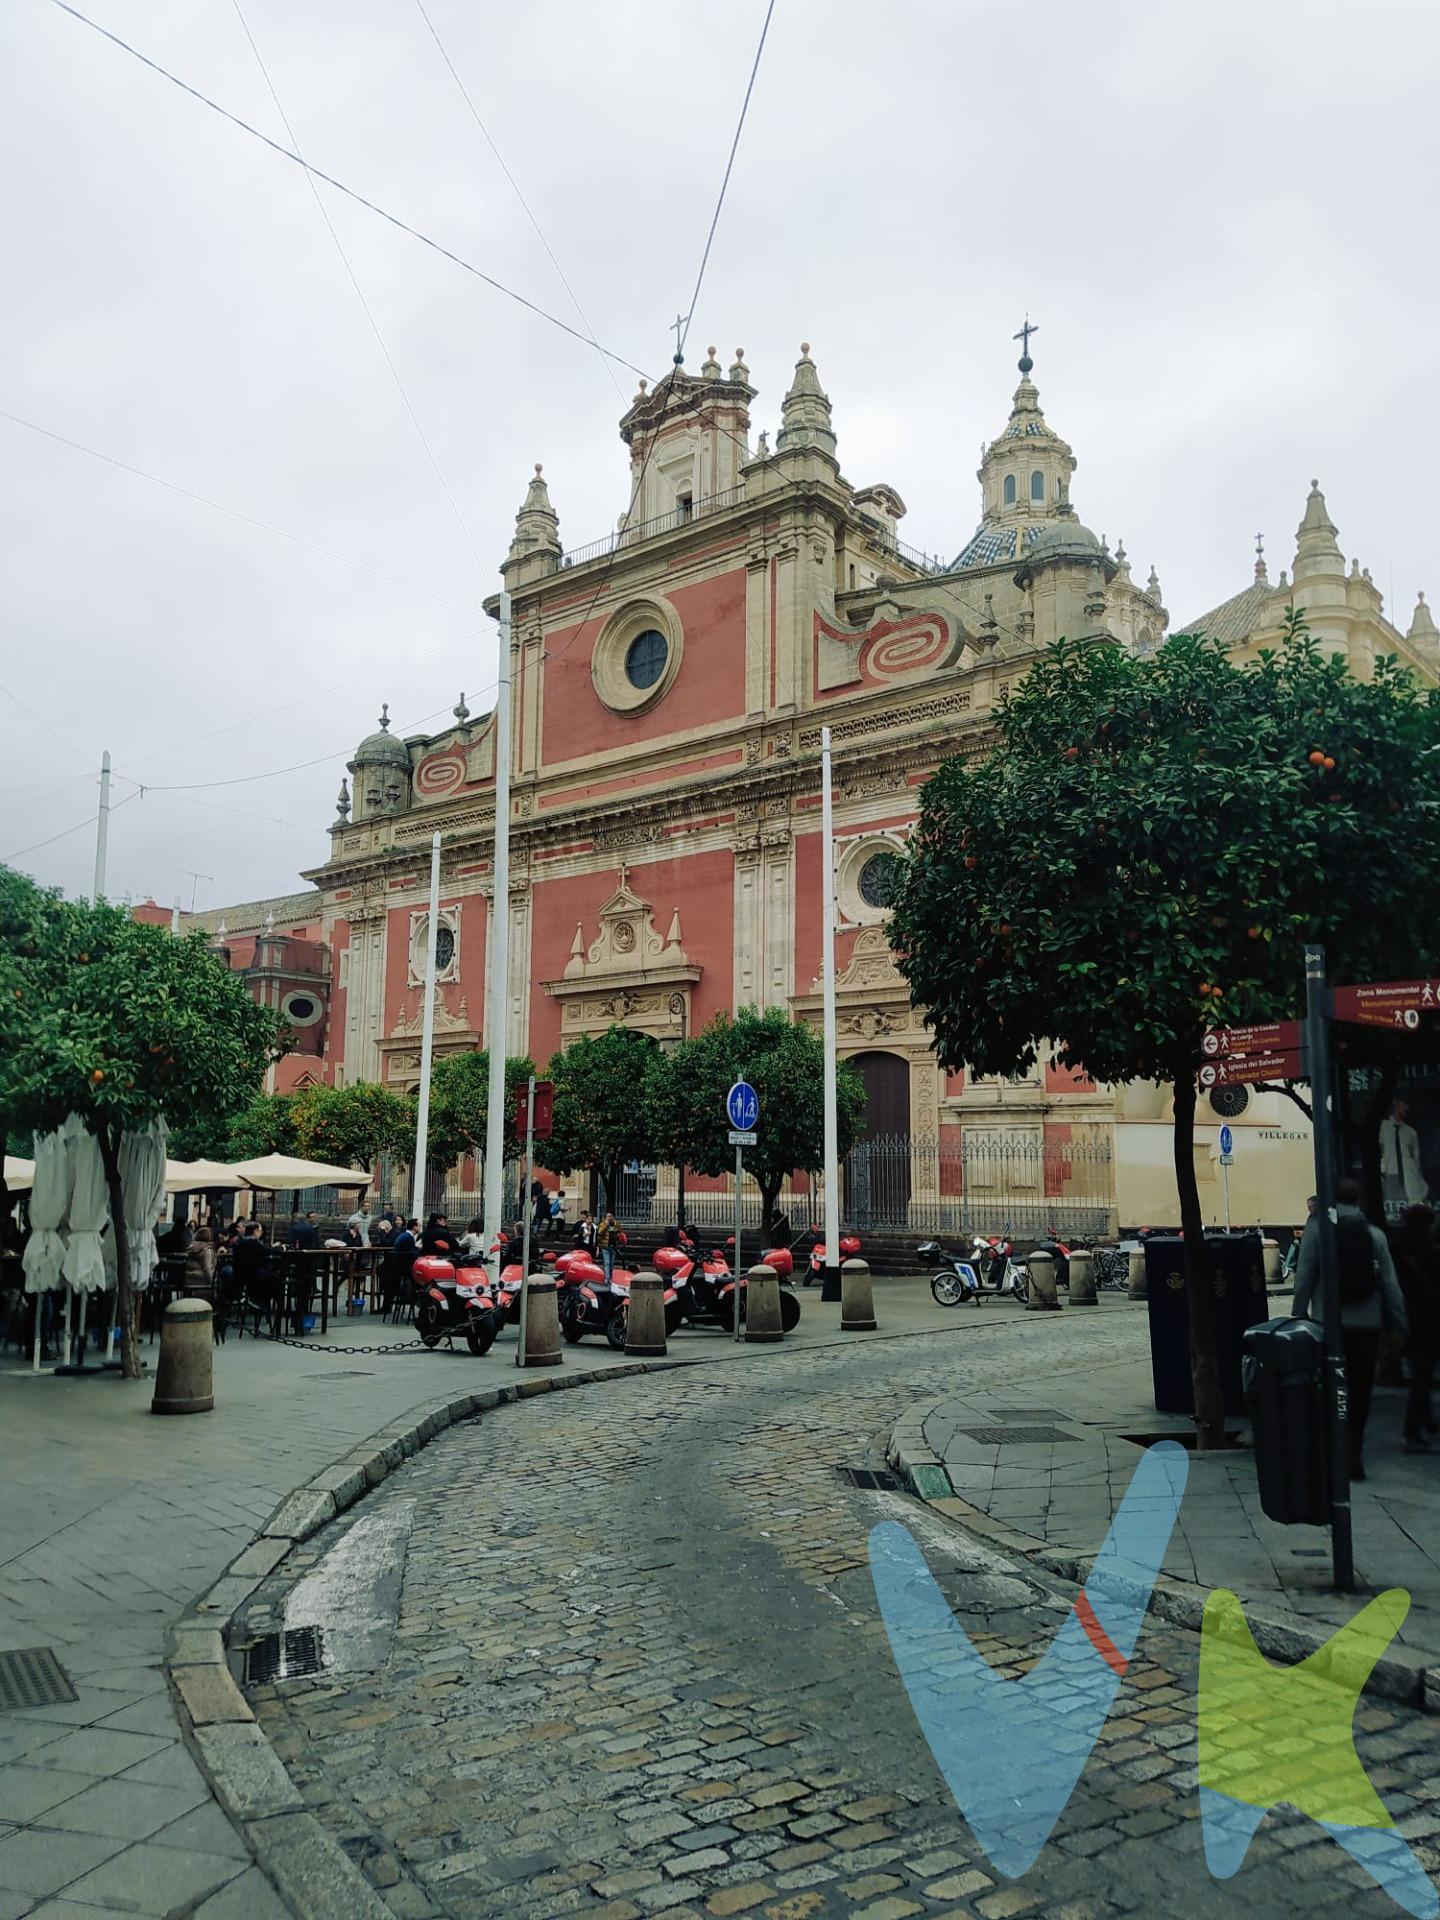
{"left": 412, "top": 1255, "right": 499, "bottom": 1355}
{"left": 656, "top": 1242, "right": 801, "bottom": 1333}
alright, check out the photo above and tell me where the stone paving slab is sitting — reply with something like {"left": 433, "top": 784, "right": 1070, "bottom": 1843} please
{"left": 890, "top": 1317, "right": 1440, "bottom": 1683}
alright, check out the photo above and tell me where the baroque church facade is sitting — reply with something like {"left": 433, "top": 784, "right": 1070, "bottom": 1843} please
{"left": 160, "top": 340, "right": 1438, "bottom": 1225}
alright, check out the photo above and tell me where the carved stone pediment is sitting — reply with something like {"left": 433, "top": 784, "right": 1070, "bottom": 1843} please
{"left": 544, "top": 866, "right": 701, "bottom": 1041}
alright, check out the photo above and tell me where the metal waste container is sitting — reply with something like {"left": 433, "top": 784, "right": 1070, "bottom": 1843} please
{"left": 1242, "top": 1316, "right": 1329, "bottom": 1526}
{"left": 1144, "top": 1231, "right": 1268, "bottom": 1416}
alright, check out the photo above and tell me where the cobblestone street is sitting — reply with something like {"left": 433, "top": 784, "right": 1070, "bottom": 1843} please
{"left": 244, "top": 1315, "right": 1440, "bottom": 1920}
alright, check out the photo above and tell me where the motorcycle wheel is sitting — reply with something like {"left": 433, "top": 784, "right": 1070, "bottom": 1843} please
{"left": 779, "top": 1288, "right": 800, "bottom": 1333}
{"left": 605, "top": 1306, "right": 628, "bottom": 1352}
{"left": 1012, "top": 1272, "right": 1030, "bottom": 1304}
{"left": 664, "top": 1299, "right": 683, "bottom": 1337}
{"left": 559, "top": 1300, "right": 584, "bottom": 1345}
{"left": 929, "top": 1271, "right": 970, "bottom": 1308}
{"left": 416, "top": 1300, "right": 446, "bottom": 1349}
{"left": 465, "top": 1311, "right": 497, "bottom": 1357}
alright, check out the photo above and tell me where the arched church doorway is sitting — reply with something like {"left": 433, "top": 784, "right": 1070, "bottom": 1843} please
{"left": 845, "top": 1050, "right": 911, "bottom": 1221}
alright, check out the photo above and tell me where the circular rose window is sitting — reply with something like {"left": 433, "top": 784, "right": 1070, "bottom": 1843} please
{"left": 858, "top": 852, "right": 902, "bottom": 909}
{"left": 625, "top": 629, "right": 669, "bottom": 691}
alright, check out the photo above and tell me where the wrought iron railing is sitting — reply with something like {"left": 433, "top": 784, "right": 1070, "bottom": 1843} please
{"left": 562, "top": 484, "right": 749, "bottom": 570}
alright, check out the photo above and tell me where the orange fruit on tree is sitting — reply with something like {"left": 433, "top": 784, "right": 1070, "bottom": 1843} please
{"left": 1308, "top": 750, "right": 1325, "bottom": 766}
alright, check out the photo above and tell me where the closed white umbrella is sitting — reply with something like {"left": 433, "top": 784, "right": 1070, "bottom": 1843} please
{"left": 21, "top": 1127, "right": 68, "bottom": 1372}
{"left": 63, "top": 1126, "right": 109, "bottom": 1297}
{"left": 122, "top": 1121, "right": 169, "bottom": 1293}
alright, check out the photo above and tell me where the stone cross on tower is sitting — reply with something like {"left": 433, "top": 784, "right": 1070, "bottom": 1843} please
{"left": 1013, "top": 314, "right": 1039, "bottom": 372}
{"left": 670, "top": 313, "right": 689, "bottom": 364}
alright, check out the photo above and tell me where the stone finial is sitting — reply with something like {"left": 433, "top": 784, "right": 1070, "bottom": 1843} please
{"left": 569, "top": 923, "right": 585, "bottom": 961}
{"left": 729, "top": 347, "right": 750, "bottom": 383}
{"left": 1255, "top": 531, "right": 1268, "bottom": 582}
{"left": 334, "top": 777, "right": 351, "bottom": 824}
{"left": 453, "top": 692, "right": 471, "bottom": 725}
{"left": 377, "top": 703, "right": 391, "bottom": 732}
{"left": 508, "top": 461, "right": 561, "bottom": 566}
{"left": 975, "top": 592, "right": 999, "bottom": 650}
{"left": 215, "top": 919, "right": 227, "bottom": 942}
{"left": 1409, "top": 590, "right": 1439, "bottom": 643}
{"left": 776, "top": 343, "right": 837, "bottom": 458}
{"left": 1146, "top": 564, "right": 1164, "bottom": 603}
{"left": 1278, "top": 568, "right": 1290, "bottom": 591}
{"left": 1294, "top": 476, "right": 1344, "bottom": 582}
{"left": 263, "top": 910, "right": 276, "bottom": 934}
{"left": 1115, "top": 536, "right": 1130, "bottom": 576}
{"left": 665, "top": 908, "right": 683, "bottom": 947}
{"left": 701, "top": 345, "right": 722, "bottom": 379}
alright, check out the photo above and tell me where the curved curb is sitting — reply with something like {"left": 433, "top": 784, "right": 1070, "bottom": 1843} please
{"left": 887, "top": 1410, "right": 1438, "bottom": 1711}
{"left": 165, "top": 1357, "right": 693, "bottom": 1918}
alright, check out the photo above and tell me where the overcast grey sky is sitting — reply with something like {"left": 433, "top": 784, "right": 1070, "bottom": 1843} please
{"left": 4, "top": 0, "right": 1437, "bottom": 911}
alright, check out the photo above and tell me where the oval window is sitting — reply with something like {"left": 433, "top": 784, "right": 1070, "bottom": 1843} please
{"left": 434, "top": 925, "right": 456, "bottom": 972}
{"left": 625, "top": 629, "right": 669, "bottom": 691}
{"left": 858, "top": 852, "right": 902, "bottom": 910}
{"left": 284, "top": 993, "right": 322, "bottom": 1027}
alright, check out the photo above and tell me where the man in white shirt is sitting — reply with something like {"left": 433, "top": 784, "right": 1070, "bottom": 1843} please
{"left": 1380, "top": 1098, "right": 1427, "bottom": 1218}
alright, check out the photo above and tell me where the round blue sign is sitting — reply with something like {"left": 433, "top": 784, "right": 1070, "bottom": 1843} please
{"left": 1219, "top": 1124, "right": 1234, "bottom": 1156}
{"left": 726, "top": 1080, "right": 759, "bottom": 1132}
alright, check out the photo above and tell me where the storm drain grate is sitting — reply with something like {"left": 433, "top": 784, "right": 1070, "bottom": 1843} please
{"left": 837, "top": 1467, "right": 901, "bottom": 1492}
{"left": 0, "top": 1647, "right": 78, "bottom": 1712}
{"left": 245, "top": 1626, "right": 325, "bottom": 1686}
{"left": 961, "top": 1426, "right": 1080, "bottom": 1447}
{"left": 990, "top": 1407, "right": 1070, "bottom": 1422}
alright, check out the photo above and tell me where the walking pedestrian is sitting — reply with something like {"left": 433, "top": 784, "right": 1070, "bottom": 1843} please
{"left": 530, "top": 1178, "right": 549, "bottom": 1237}
{"left": 574, "top": 1211, "right": 597, "bottom": 1256}
{"left": 1293, "top": 1178, "right": 1409, "bottom": 1479}
{"left": 1392, "top": 1203, "right": 1440, "bottom": 1452}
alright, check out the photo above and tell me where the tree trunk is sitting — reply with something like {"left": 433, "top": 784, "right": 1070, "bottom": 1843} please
{"left": 1172, "top": 1072, "right": 1226, "bottom": 1448}
{"left": 96, "top": 1123, "right": 140, "bottom": 1380}
{"left": 759, "top": 1180, "right": 782, "bottom": 1245}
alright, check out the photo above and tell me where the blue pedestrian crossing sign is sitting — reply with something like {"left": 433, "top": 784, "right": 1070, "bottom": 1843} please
{"left": 1219, "top": 1124, "right": 1234, "bottom": 1157}
{"left": 726, "top": 1080, "right": 759, "bottom": 1133}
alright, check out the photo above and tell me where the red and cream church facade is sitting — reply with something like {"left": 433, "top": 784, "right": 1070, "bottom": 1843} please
{"left": 151, "top": 341, "right": 1436, "bottom": 1222}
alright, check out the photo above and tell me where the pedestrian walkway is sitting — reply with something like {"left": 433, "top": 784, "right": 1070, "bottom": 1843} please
{"left": 0, "top": 1277, "right": 1018, "bottom": 1915}
{"left": 890, "top": 1307, "right": 1440, "bottom": 1676}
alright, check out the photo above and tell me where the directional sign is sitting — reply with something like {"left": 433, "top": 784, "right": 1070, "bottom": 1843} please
{"left": 726, "top": 1080, "right": 759, "bottom": 1132}
{"left": 1333, "top": 979, "right": 1440, "bottom": 1030}
{"left": 1219, "top": 1125, "right": 1234, "bottom": 1157}
{"left": 1199, "top": 1049, "right": 1307, "bottom": 1088}
{"left": 514, "top": 1081, "right": 555, "bottom": 1141}
{"left": 1201, "top": 1021, "right": 1303, "bottom": 1059}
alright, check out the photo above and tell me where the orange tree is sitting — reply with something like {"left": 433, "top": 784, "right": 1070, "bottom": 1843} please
{"left": 889, "top": 618, "right": 1440, "bottom": 1444}
{"left": 1, "top": 875, "right": 285, "bottom": 1377}
{"left": 292, "top": 1082, "right": 414, "bottom": 1175}
{"left": 533, "top": 1026, "right": 666, "bottom": 1212}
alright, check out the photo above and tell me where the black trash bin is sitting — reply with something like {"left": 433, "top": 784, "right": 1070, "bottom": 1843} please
{"left": 1144, "top": 1231, "right": 1269, "bottom": 1417}
{"left": 1242, "top": 1316, "right": 1329, "bottom": 1526}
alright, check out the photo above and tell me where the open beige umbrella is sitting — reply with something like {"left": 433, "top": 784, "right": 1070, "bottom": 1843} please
{"left": 163, "top": 1158, "right": 248, "bottom": 1193}
{"left": 226, "top": 1153, "right": 372, "bottom": 1191}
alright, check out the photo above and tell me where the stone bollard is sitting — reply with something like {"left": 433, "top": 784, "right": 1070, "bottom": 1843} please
{"left": 1068, "top": 1249, "right": 1097, "bottom": 1306}
{"left": 625, "top": 1271, "right": 668, "bottom": 1358}
{"left": 841, "top": 1257, "right": 877, "bottom": 1332}
{"left": 1127, "top": 1247, "right": 1148, "bottom": 1299}
{"left": 1262, "top": 1237, "right": 1281, "bottom": 1287}
{"left": 1025, "top": 1250, "right": 1062, "bottom": 1311}
{"left": 151, "top": 1297, "right": 215, "bottom": 1415}
{"left": 520, "top": 1276, "right": 563, "bottom": 1368}
{"left": 745, "top": 1263, "right": 784, "bottom": 1344}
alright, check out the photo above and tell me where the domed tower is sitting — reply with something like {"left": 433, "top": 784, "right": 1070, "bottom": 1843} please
{"left": 349, "top": 705, "right": 411, "bottom": 821}
{"left": 951, "top": 323, "right": 1079, "bottom": 574}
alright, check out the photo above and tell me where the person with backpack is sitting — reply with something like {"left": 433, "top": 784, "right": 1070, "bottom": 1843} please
{"left": 1293, "top": 1177, "right": 1408, "bottom": 1479}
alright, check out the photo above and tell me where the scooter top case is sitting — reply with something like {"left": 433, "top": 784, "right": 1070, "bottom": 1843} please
{"left": 412, "top": 1255, "right": 457, "bottom": 1284}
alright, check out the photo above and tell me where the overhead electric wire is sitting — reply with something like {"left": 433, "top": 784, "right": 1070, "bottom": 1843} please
{"left": 412, "top": 0, "right": 624, "bottom": 403}
{"left": 4, "top": 790, "right": 139, "bottom": 865}
{"left": 677, "top": 0, "right": 775, "bottom": 361}
{"left": 49, "top": 0, "right": 649, "bottom": 379}
{"left": 231, "top": 0, "right": 483, "bottom": 573}
{"left": 0, "top": 676, "right": 94, "bottom": 769}
{"left": 0, "top": 409, "right": 474, "bottom": 614}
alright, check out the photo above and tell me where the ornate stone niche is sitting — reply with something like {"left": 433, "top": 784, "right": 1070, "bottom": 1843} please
{"left": 376, "top": 993, "right": 480, "bottom": 1090}
{"left": 543, "top": 868, "right": 701, "bottom": 1041}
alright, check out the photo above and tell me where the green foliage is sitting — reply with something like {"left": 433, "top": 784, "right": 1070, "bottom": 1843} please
{"left": 225, "top": 1092, "right": 299, "bottom": 1160}
{"left": 889, "top": 617, "right": 1440, "bottom": 1441}
{"left": 648, "top": 1006, "right": 865, "bottom": 1228}
{"left": 533, "top": 1027, "right": 666, "bottom": 1205}
{"left": 293, "top": 1081, "right": 414, "bottom": 1170}
{"left": 427, "top": 1050, "right": 536, "bottom": 1169}
{"left": 0, "top": 869, "right": 287, "bottom": 1375}
{"left": 890, "top": 620, "right": 1440, "bottom": 1086}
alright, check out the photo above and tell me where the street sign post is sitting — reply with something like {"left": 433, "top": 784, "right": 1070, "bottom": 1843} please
{"left": 1306, "top": 944, "right": 1354, "bottom": 1593}
{"left": 1218, "top": 1125, "right": 1234, "bottom": 1227}
{"left": 726, "top": 1082, "right": 759, "bottom": 1342}
{"left": 1202, "top": 1021, "right": 1303, "bottom": 1058}
{"left": 1199, "top": 1049, "right": 1308, "bottom": 1088}
{"left": 1333, "top": 979, "right": 1440, "bottom": 1029}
